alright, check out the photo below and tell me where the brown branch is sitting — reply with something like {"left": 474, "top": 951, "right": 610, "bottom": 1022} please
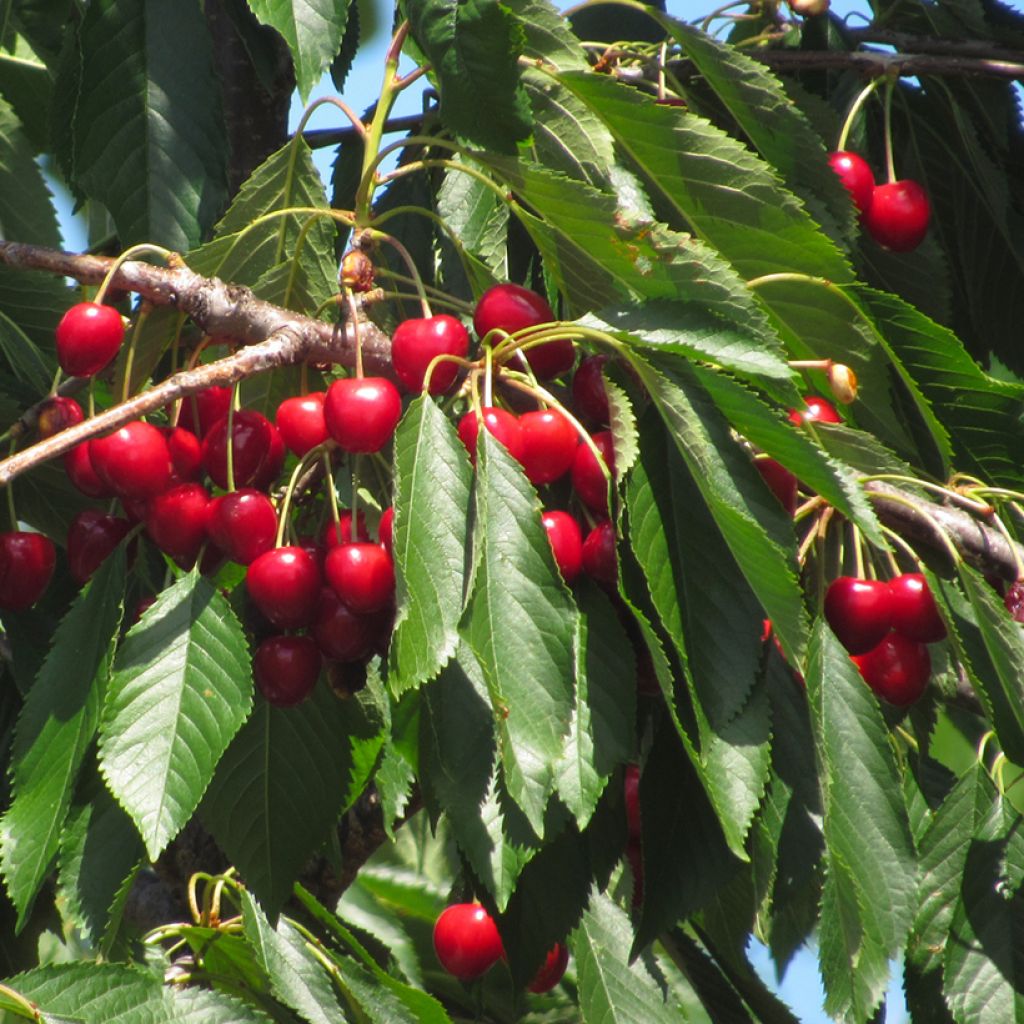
{"left": 748, "top": 48, "right": 1024, "bottom": 80}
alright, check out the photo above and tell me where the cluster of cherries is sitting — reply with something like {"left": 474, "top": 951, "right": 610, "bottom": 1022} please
{"left": 827, "top": 150, "right": 931, "bottom": 253}
{"left": 432, "top": 902, "right": 569, "bottom": 993}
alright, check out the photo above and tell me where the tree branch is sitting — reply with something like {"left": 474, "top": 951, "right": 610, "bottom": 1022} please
{"left": 748, "top": 48, "right": 1024, "bottom": 80}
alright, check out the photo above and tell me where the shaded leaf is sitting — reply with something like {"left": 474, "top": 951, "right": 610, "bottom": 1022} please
{"left": 0, "top": 95, "right": 60, "bottom": 248}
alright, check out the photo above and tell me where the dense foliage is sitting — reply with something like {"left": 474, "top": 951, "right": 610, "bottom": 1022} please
{"left": 1, "top": 0, "right": 1024, "bottom": 1021}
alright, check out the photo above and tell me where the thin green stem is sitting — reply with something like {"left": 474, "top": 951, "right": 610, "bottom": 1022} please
{"left": 120, "top": 304, "right": 150, "bottom": 404}
{"left": 225, "top": 390, "right": 237, "bottom": 493}
{"left": 865, "top": 490, "right": 962, "bottom": 565}
{"left": 883, "top": 75, "right": 897, "bottom": 183}
{"left": 364, "top": 229, "right": 430, "bottom": 316}
{"left": 6, "top": 439, "right": 16, "bottom": 531}
{"left": 95, "top": 243, "right": 175, "bottom": 304}
{"left": 836, "top": 75, "right": 887, "bottom": 152}
{"left": 294, "top": 95, "right": 367, "bottom": 141}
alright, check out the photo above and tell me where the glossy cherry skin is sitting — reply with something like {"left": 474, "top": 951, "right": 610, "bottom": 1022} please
{"left": 378, "top": 506, "right": 394, "bottom": 557}
{"left": 527, "top": 943, "right": 570, "bottom": 994}
{"left": 519, "top": 409, "right": 578, "bottom": 486}
{"left": 473, "top": 283, "right": 574, "bottom": 380}
{"left": 541, "top": 510, "right": 583, "bottom": 583}
{"left": 324, "top": 377, "right": 403, "bottom": 453}
{"left": 145, "top": 483, "right": 211, "bottom": 567}
{"left": 253, "top": 635, "right": 322, "bottom": 708}
{"left": 206, "top": 489, "right": 277, "bottom": 566}
{"left": 37, "top": 396, "right": 84, "bottom": 439}
{"left": 322, "top": 511, "right": 370, "bottom": 550}
{"left": 582, "top": 520, "right": 617, "bottom": 587}
{"left": 90, "top": 421, "right": 173, "bottom": 500}
{"left": 201, "top": 410, "right": 275, "bottom": 490}
{"left": 852, "top": 631, "right": 931, "bottom": 707}
{"left": 0, "top": 532, "right": 56, "bottom": 610}
{"left": 275, "top": 392, "right": 328, "bottom": 456}
{"left": 755, "top": 457, "right": 798, "bottom": 514}
{"left": 163, "top": 426, "right": 203, "bottom": 484}
{"left": 863, "top": 180, "right": 931, "bottom": 252}
{"left": 457, "top": 407, "right": 524, "bottom": 465}
{"left": 55, "top": 302, "right": 125, "bottom": 377}
{"left": 251, "top": 422, "right": 286, "bottom": 491}
{"left": 624, "top": 763, "right": 641, "bottom": 843}
{"left": 312, "top": 586, "right": 378, "bottom": 662}
{"left": 63, "top": 442, "right": 114, "bottom": 499}
{"left": 788, "top": 396, "right": 842, "bottom": 427}
{"left": 571, "top": 431, "right": 615, "bottom": 512}
{"left": 246, "top": 546, "right": 321, "bottom": 630}
{"left": 1005, "top": 581, "right": 1024, "bottom": 623}
{"left": 67, "top": 509, "right": 131, "bottom": 584}
{"left": 325, "top": 543, "right": 395, "bottom": 614}
{"left": 177, "top": 385, "right": 232, "bottom": 437}
{"left": 571, "top": 355, "right": 610, "bottom": 425}
{"left": 824, "top": 576, "right": 893, "bottom": 655}
{"left": 888, "top": 573, "right": 946, "bottom": 643}
{"left": 391, "top": 314, "right": 470, "bottom": 394}
{"left": 827, "top": 151, "right": 875, "bottom": 215}
{"left": 432, "top": 903, "right": 504, "bottom": 981}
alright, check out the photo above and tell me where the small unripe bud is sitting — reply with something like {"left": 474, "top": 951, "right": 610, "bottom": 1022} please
{"left": 828, "top": 363, "right": 858, "bottom": 405}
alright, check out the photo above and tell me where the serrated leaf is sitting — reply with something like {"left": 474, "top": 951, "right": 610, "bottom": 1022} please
{"left": 0, "top": 95, "right": 60, "bottom": 248}
{"left": 436, "top": 161, "right": 508, "bottom": 287}
{"left": 51, "top": 0, "right": 228, "bottom": 249}
{"left": 389, "top": 397, "right": 473, "bottom": 692}
{"left": 247, "top": 0, "right": 350, "bottom": 104}
{"left": 459, "top": 430, "right": 576, "bottom": 835}
{"left": 201, "top": 681, "right": 385, "bottom": 919}
{"left": 0, "top": 548, "right": 125, "bottom": 929}
{"left": 0, "top": 264, "right": 68, "bottom": 354}
{"left": 407, "top": 0, "right": 531, "bottom": 152}
{"left": 0, "top": 307, "right": 52, "bottom": 413}
{"left": 99, "top": 571, "right": 252, "bottom": 860}
{"left": 507, "top": 0, "right": 588, "bottom": 69}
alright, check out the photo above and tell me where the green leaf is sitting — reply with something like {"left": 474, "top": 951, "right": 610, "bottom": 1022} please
{"left": 507, "top": 0, "right": 589, "bottom": 69}
{"left": 0, "top": 308, "right": 53, "bottom": 414}
{"left": 571, "top": 889, "right": 681, "bottom": 1024}
{"left": 202, "top": 681, "right": 385, "bottom": 919}
{"left": 0, "top": 549, "right": 125, "bottom": 929}
{"left": 247, "top": 0, "right": 351, "bottom": 103}
{"left": 436, "top": 161, "right": 508, "bottom": 288}
{"left": 98, "top": 571, "right": 252, "bottom": 860}
{"left": 0, "top": 263, "right": 68, "bottom": 354}
{"left": 389, "top": 397, "right": 473, "bottom": 692}
{"left": 459, "top": 429, "right": 576, "bottom": 835}
{"left": 406, "top": 0, "right": 532, "bottom": 152}
{"left": 0, "top": 95, "right": 60, "bottom": 248}
{"left": 51, "top": 0, "right": 228, "bottom": 249}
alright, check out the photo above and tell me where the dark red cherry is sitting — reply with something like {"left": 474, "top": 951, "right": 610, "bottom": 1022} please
{"left": 432, "top": 903, "right": 504, "bottom": 981}
{"left": 312, "top": 586, "right": 377, "bottom": 662}
{"left": 55, "top": 302, "right": 125, "bottom": 377}
{"left": 321, "top": 511, "right": 370, "bottom": 550}
{"left": 253, "top": 635, "right": 322, "bottom": 708}
{"left": 541, "top": 510, "right": 583, "bottom": 583}
{"left": 788, "top": 396, "right": 842, "bottom": 426}
{"left": 275, "top": 392, "right": 329, "bottom": 456}
{"left": 755, "top": 457, "right": 798, "bottom": 514}
{"left": 0, "top": 532, "right": 56, "bottom": 610}
{"left": 888, "top": 573, "right": 946, "bottom": 643}
{"left": 827, "top": 151, "right": 875, "bottom": 216}
{"left": 163, "top": 426, "right": 203, "bottom": 484}
{"left": 519, "top": 409, "right": 578, "bottom": 485}
{"left": 1005, "top": 581, "right": 1024, "bottom": 623}
{"left": 391, "top": 314, "right": 470, "bottom": 394}
{"left": 67, "top": 509, "right": 131, "bottom": 584}
{"left": 851, "top": 631, "right": 931, "bottom": 707}
{"left": 177, "top": 385, "right": 232, "bottom": 438}
{"left": 571, "top": 355, "right": 610, "bottom": 425}
{"left": 201, "top": 410, "right": 274, "bottom": 491}
{"left": 824, "top": 576, "right": 893, "bottom": 654}
{"left": 145, "top": 483, "right": 211, "bottom": 567}
{"left": 863, "top": 180, "right": 930, "bottom": 252}
{"left": 378, "top": 506, "right": 394, "bottom": 558}
{"left": 89, "top": 421, "right": 173, "bottom": 501}
{"left": 325, "top": 543, "right": 395, "bottom": 614}
{"left": 37, "top": 396, "right": 84, "bottom": 439}
{"left": 323, "top": 377, "right": 402, "bottom": 453}
{"left": 246, "top": 546, "right": 322, "bottom": 630}
{"left": 527, "top": 943, "right": 570, "bottom": 994}
{"left": 251, "top": 422, "right": 286, "bottom": 491}
{"left": 571, "top": 431, "right": 615, "bottom": 512}
{"left": 581, "top": 520, "right": 617, "bottom": 587}
{"left": 63, "top": 442, "right": 114, "bottom": 499}
{"left": 206, "top": 489, "right": 277, "bottom": 566}
{"left": 457, "top": 407, "right": 524, "bottom": 465}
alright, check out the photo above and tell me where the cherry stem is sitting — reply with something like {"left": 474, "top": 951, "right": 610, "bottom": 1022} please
{"left": 852, "top": 523, "right": 866, "bottom": 578}
{"left": 277, "top": 444, "right": 327, "bottom": 548}
{"left": 350, "top": 456, "right": 362, "bottom": 541}
{"left": 860, "top": 473, "right": 993, "bottom": 517}
{"left": 985, "top": 509, "right": 1024, "bottom": 580}
{"left": 95, "top": 243, "right": 176, "bottom": 305}
{"left": 370, "top": 204, "right": 477, "bottom": 287}
{"left": 882, "top": 75, "right": 897, "bottom": 183}
{"left": 0, "top": 981, "right": 44, "bottom": 1021}
{"left": 120, "top": 302, "right": 151, "bottom": 405}
{"left": 344, "top": 290, "right": 364, "bottom": 379}
{"left": 422, "top": 353, "right": 476, "bottom": 395}
{"left": 483, "top": 345, "right": 494, "bottom": 408}
{"left": 293, "top": 95, "right": 367, "bottom": 143}
{"left": 324, "top": 451, "right": 342, "bottom": 539}
{"left": 363, "top": 229, "right": 430, "bottom": 317}
{"left": 225, "top": 387, "right": 238, "bottom": 493}
{"left": 836, "top": 75, "right": 887, "bottom": 152}
{"left": 865, "top": 490, "right": 962, "bottom": 565}
{"left": 5, "top": 440, "right": 16, "bottom": 531}
{"left": 373, "top": 266, "right": 474, "bottom": 312}
{"left": 880, "top": 524, "right": 920, "bottom": 567}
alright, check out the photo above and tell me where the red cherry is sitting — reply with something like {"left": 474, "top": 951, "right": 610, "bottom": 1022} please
{"left": 63, "top": 442, "right": 114, "bottom": 499}
{"left": 177, "top": 386, "right": 232, "bottom": 438}
{"left": 824, "top": 576, "right": 893, "bottom": 655}
{"left": 246, "top": 546, "right": 321, "bottom": 630}
{"left": 851, "top": 631, "right": 931, "bottom": 706}
{"left": 378, "top": 506, "right": 394, "bottom": 557}
{"left": 432, "top": 903, "right": 504, "bottom": 981}
{"left": 624, "top": 763, "right": 641, "bottom": 843}
{"left": 252, "top": 422, "right": 286, "bottom": 491}
{"left": 0, "top": 532, "right": 56, "bottom": 610}
{"left": 581, "top": 520, "right": 617, "bottom": 587}
{"left": 253, "top": 635, "right": 322, "bottom": 708}
{"left": 788, "top": 396, "right": 842, "bottom": 426}
{"left": 163, "top": 426, "right": 203, "bottom": 484}
{"left": 755, "top": 458, "right": 798, "bottom": 514}
{"left": 541, "top": 510, "right": 583, "bottom": 583}
{"left": 37, "top": 396, "right": 84, "bottom": 439}
{"left": 888, "top": 573, "right": 946, "bottom": 643}
{"left": 519, "top": 409, "right": 578, "bottom": 486}
{"left": 863, "top": 180, "right": 931, "bottom": 252}
{"left": 324, "top": 377, "right": 402, "bottom": 453}
{"left": 312, "top": 587, "right": 378, "bottom": 662}
{"left": 1005, "top": 581, "right": 1024, "bottom": 623}
{"left": 391, "top": 314, "right": 470, "bottom": 394}
{"left": 206, "top": 489, "right": 277, "bottom": 566}
{"left": 325, "top": 543, "right": 395, "bottom": 614}
{"left": 571, "top": 432, "right": 615, "bottom": 512}
{"left": 55, "top": 302, "right": 125, "bottom": 377}
{"left": 321, "top": 511, "right": 370, "bottom": 550}
{"left": 473, "top": 283, "right": 574, "bottom": 380}
{"left": 90, "top": 421, "right": 173, "bottom": 500}
{"left": 457, "top": 407, "right": 524, "bottom": 465}
{"left": 275, "top": 392, "right": 329, "bottom": 456}
{"left": 527, "top": 943, "right": 570, "bottom": 994}
{"left": 827, "top": 151, "right": 875, "bottom": 215}
{"left": 145, "top": 483, "right": 211, "bottom": 567}
{"left": 201, "top": 410, "right": 274, "bottom": 490}
{"left": 571, "top": 355, "right": 610, "bottom": 425}
{"left": 67, "top": 509, "right": 131, "bottom": 584}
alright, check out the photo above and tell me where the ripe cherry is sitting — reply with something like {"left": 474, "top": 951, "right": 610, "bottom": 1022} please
{"left": 37, "top": 396, "right": 84, "bottom": 439}
{"left": 206, "top": 489, "right": 277, "bottom": 566}
{"left": 827, "top": 151, "right": 875, "bottom": 216}
{"left": 90, "top": 421, "right": 173, "bottom": 500}
{"left": 0, "top": 532, "right": 56, "bottom": 610}
{"left": 252, "top": 422, "right": 286, "bottom": 491}
{"left": 391, "top": 314, "right": 470, "bottom": 394}
{"left": 788, "top": 396, "right": 841, "bottom": 426}
{"left": 253, "top": 635, "right": 322, "bottom": 708}
{"left": 322, "top": 511, "right": 370, "bottom": 550}
{"left": 63, "top": 442, "right": 114, "bottom": 499}
{"left": 571, "top": 355, "right": 610, "bottom": 425}
{"left": 473, "top": 283, "right": 574, "bottom": 380}
{"left": 163, "top": 426, "right": 203, "bottom": 484}
{"left": 541, "top": 510, "right": 583, "bottom": 584}
{"left": 755, "top": 457, "right": 798, "bottom": 514}
{"left": 312, "top": 586, "right": 379, "bottom": 662}
{"left": 246, "top": 546, "right": 321, "bottom": 630}
{"left": 457, "top": 407, "right": 524, "bottom": 465}
{"left": 888, "top": 573, "right": 946, "bottom": 643}
{"left": 852, "top": 631, "right": 931, "bottom": 706}
{"left": 863, "top": 180, "right": 930, "bottom": 252}
{"left": 55, "top": 302, "right": 125, "bottom": 377}
{"left": 275, "top": 392, "right": 328, "bottom": 456}
{"left": 67, "top": 509, "right": 131, "bottom": 584}
{"left": 378, "top": 506, "right": 394, "bottom": 557}
{"left": 324, "top": 377, "right": 402, "bottom": 453}
{"left": 527, "top": 943, "right": 570, "bottom": 994}
{"left": 519, "top": 409, "right": 578, "bottom": 486}
{"left": 571, "top": 432, "right": 615, "bottom": 512}
{"left": 432, "top": 903, "right": 504, "bottom": 981}
{"left": 1005, "top": 581, "right": 1024, "bottom": 623}
{"left": 201, "top": 410, "right": 275, "bottom": 490}
{"left": 824, "top": 576, "right": 892, "bottom": 655}
{"left": 177, "top": 385, "right": 232, "bottom": 437}
{"left": 325, "top": 543, "right": 395, "bottom": 614}
{"left": 582, "top": 520, "right": 617, "bottom": 587}
{"left": 145, "top": 483, "right": 211, "bottom": 567}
